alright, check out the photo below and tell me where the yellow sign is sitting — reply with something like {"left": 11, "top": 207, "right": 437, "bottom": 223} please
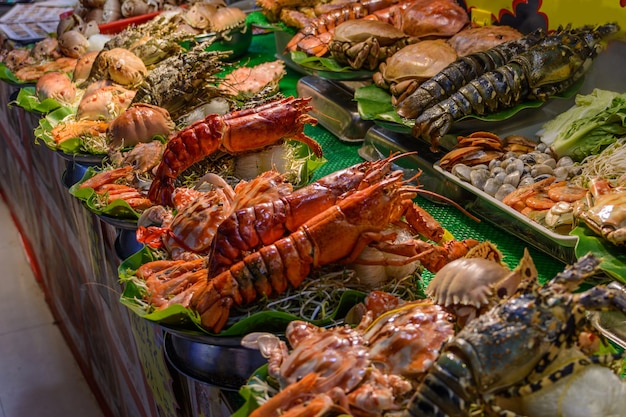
{"left": 465, "top": 0, "right": 626, "bottom": 32}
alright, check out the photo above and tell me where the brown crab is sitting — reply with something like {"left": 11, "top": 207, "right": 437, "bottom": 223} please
{"left": 107, "top": 103, "right": 175, "bottom": 149}
{"left": 86, "top": 48, "right": 148, "bottom": 88}
{"left": 372, "top": 39, "right": 457, "bottom": 105}
{"left": 383, "top": 0, "right": 469, "bottom": 38}
{"left": 574, "top": 177, "right": 626, "bottom": 246}
{"left": 328, "top": 19, "right": 416, "bottom": 71}
{"left": 426, "top": 246, "right": 536, "bottom": 327}
{"left": 447, "top": 24, "right": 523, "bottom": 56}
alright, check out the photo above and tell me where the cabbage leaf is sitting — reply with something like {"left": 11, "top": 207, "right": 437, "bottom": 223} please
{"left": 538, "top": 89, "right": 626, "bottom": 161}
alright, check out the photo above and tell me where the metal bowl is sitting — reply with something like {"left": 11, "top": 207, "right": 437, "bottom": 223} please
{"left": 62, "top": 160, "right": 92, "bottom": 189}
{"left": 163, "top": 330, "right": 267, "bottom": 391}
{"left": 115, "top": 228, "right": 144, "bottom": 261}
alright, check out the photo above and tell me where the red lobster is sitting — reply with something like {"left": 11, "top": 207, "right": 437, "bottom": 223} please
{"left": 190, "top": 171, "right": 479, "bottom": 333}
{"left": 147, "top": 96, "right": 322, "bottom": 206}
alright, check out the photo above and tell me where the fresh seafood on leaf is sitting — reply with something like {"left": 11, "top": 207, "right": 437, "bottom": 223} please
{"left": 139, "top": 154, "right": 402, "bottom": 263}
{"left": 396, "top": 28, "right": 547, "bottom": 119}
{"left": 249, "top": 300, "right": 454, "bottom": 417}
{"left": 188, "top": 171, "right": 478, "bottom": 332}
{"left": 76, "top": 82, "right": 136, "bottom": 121}
{"left": 408, "top": 23, "right": 619, "bottom": 151}
{"left": 285, "top": 0, "right": 401, "bottom": 57}
{"left": 35, "top": 72, "right": 78, "bottom": 106}
{"left": 405, "top": 253, "right": 626, "bottom": 417}
{"left": 147, "top": 96, "right": 323, "bottom": 207}
{"left": 51, "top": 119, "right": 109, "bottom": 145}
{"left": 77, "top": 140, "right": 166, "bottom": 210}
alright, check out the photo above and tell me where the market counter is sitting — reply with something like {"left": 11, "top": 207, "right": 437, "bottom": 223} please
{"left": 0, "top": 31, "right": 568, "bottom": 417}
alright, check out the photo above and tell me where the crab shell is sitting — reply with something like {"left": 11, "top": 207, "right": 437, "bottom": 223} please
{"left": 426, "top": 247, "right": 537, "bottom": 326}
{"left": 448, "top": 25, "right": 523, "bottom": 57}
{"left": 94, "top": 48, "right": 148, "bottom": 88}
{"left": 375, "top": 39, "right": 457, "bottom": 100}
{"left": 389, "top": 0, "right": 469, "bottom": 38}
{"left": 329, "top": 19, "right": 413, "bottom": 70}
{"left": 427, "top": 257, "right": 513, "bottom": 309}
{"left": 108, "top": 103, "right": 175, "bottom": 148}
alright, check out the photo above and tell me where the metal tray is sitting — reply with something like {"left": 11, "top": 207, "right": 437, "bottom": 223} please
{"left": 434, "top": 163, "right": 577, "bottom": 263}
{"left": 297, "top": 76, "right": 374, "bottom": 142}
{"left": 163, "top": 330, "right": 266, "bottom": 390}
{"left": 589, "top": 282, "right": 626, "bottom": 349}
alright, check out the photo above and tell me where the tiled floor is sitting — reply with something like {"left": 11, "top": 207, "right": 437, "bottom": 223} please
{"left": 0, "top": 198, "right": 105, "bottom": 417}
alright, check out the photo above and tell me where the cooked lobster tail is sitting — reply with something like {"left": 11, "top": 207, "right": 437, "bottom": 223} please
{"left": 396, "top": 28, "right": 546, "bottom": 119}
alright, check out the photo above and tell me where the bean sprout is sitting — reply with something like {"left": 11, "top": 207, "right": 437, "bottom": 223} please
{"left": 572, "top": 138, "right": 626, "bottom": 187}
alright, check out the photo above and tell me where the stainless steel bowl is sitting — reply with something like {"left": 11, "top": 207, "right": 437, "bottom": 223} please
{"left": 163, "top": 330, "right": 267, "bottom": 391}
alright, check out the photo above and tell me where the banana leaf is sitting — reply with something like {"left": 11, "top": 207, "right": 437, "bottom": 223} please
{"left": 11, "top": 86, "right": 65, "bottom": 114}
{"left": 118, "top": 246, "right": 367, "bottom": 337}
{"left": 571, "top": 224, "right": 626, "bottom": 284}
{"left": 0, "top": 62, "right": 30, "bottom": 85}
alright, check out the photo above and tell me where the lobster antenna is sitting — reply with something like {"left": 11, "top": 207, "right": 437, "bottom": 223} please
{"left": 415, "top": 188, "right": 481, "bottom": 223}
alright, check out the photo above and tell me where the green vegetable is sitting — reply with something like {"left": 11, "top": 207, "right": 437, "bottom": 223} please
{"left": 539, "top": 89, "right": 626, "bottom": 161}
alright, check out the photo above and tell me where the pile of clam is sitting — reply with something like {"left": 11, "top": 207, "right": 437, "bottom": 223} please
{"left": 440, "top": 132, "right": 587, "bottom": 231}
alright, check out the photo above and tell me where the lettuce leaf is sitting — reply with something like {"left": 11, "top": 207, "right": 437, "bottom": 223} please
{"left": 538, "top": 89, "right": 626, "bottom": 161}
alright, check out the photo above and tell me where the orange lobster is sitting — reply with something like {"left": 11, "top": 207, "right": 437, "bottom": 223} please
{"left": 139, "top": 154, "right": 409, "bottom": 265}
{"left": 190, "top": 171, "right": 479, "bottom": 333}
{"left": 147, "top": 96, "right": 322, "bottom": 206}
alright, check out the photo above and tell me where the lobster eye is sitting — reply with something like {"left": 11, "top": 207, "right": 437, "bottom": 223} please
{"left": 497, "top": 287, "right": 508, "bottom": 298}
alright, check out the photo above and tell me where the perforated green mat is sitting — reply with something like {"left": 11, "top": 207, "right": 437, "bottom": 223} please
{"left": 245, "top": 31, "right": 566, "bottom": 283}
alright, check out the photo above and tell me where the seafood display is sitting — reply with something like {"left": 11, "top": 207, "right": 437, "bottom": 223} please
{"left": 5, "top": 1, "right": 626, "bottom": 413}
{"left": 402, "top": 23, "right": 619, "bottom": 150}
{"left": 406, "top": 254, "right": 625, "bottom": 416}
